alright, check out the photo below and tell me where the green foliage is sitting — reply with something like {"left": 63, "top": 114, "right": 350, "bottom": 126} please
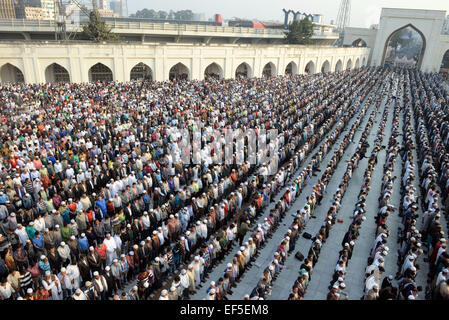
{"left": 285, "top": 18, "right": 314, "bottom": 45}
{"left": 82, "top": 10, "right": 120, "bottom": 42}
{"left": 174, "top": 10, "right": 194, "bottom": 21}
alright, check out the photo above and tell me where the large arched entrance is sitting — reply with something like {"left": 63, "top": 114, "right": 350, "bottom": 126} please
{"left": 204, "top": 62, "right": 223, "bottom": 80}
{"left": 45, "top": 63, "right": 70, "bottom": 83}
{"left": 440, "top": 50, "right": 449, "bottom": 74}
{"left": 355, "top": 58, "right": 360, "bottom": 69}
{"left": 169, "top": 63, "right": 189, "bottom": 81}
{"left": 321, "top": 60, "right": 330, "bottom": 73}
{"left": 262, "top": 62, "right": 276, "bottom": 78}
{"left": 382, "top": 24, "right": 425, "bottom": 69}
{"left": 285, "top": 61, "right": 298, "bottom": 75}
{"left": 362, "top": 57, "right": 367, "bottom": 67}
{"left": 304, "top": 61, "right": 315, "bottom": 74}
{"left": 235, "top": 62, "right": 252, "bottom": 78}
{"left": 335, "top": 60, "right": 343, "bottom": 72}
{"left": 0, "top": 63, "right": 24, "bottom": 83}
{"left": 130, "top": 63, "right": 152, "bottom": 81}
{"left": 88, "top": 63, "right": 113, "bottom": 82}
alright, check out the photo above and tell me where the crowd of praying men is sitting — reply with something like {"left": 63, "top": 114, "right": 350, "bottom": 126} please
{"left": 1, "top": 67, "right": 449, "bottom": 301}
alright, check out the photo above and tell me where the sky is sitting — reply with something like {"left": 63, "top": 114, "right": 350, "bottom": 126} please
{"left": 125, "top": 0, "right": 449, "bottom": 28}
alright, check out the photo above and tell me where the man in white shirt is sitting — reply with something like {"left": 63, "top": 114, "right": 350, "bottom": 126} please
{"left": 103, "top": 234, "right": 118, "bottom": 265}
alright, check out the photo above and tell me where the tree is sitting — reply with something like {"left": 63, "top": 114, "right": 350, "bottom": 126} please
{"left": 285, "top": 18, "right": 313, "bottom": 45}
{"left": 158, "top": 10, "right": 168, "bottom": 19}
{"left": 131, "top": 8, "right": 157, "bottom": 18}
{"left": 82, "top": 10, "right": 119, "bottom": 42}
{"left": 174, "top": 10, "right": 194, "bottom": 21}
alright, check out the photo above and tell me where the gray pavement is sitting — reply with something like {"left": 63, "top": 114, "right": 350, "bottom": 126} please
{"left": 303, "top": 87, "right": 390, "bottom": 300}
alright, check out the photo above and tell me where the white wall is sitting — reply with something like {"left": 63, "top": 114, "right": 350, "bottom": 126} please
{"left": 0, "top": 42, "right": 370, "bottom": 84}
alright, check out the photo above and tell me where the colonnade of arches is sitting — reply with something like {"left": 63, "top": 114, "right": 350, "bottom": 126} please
{"left": 0, "top": 56, "right": 371, "bottom": 83}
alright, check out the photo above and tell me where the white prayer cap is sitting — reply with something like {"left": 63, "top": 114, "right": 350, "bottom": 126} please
{"left": 170, "top": 286, "right": 176, "bottom": 292}
{"left": 41, "top": 255, "right": 46, "bottom": 260}
{"left": 161, "top": 289, "right": 168, "bottom": 296}
{"left": 269, "top": 265, "right": 274, "bottom": 271}
{"left": 408, "top": 295, "right": 415, "bottom": 300}
{"left": 45, "top": 271, "right": 51, "bottom": 275}
{"left": 105, "top": 266, "right": 110, "bottom": 271}
{"left": 181, "top": 269, "right": 186, "bottom": 274}
{"left": 27, "top": 288, "right": 33, "bottom": 294}
{"left": 61, "top": 267, "right": 66, "bottom": 272}
{"left": 227, "top": 263, "right": 232, "bottom": 268}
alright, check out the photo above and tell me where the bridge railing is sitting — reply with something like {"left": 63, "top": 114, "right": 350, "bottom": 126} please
{"left": 105, "top": 19, "right": 285, "bottom": 36}
{"left": 0, "top": 18, "right": 338, "bottom": 38}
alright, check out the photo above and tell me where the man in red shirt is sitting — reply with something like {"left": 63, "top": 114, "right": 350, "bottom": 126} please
{"left": 96, "top": 243, "right": 108, "bottom": 269}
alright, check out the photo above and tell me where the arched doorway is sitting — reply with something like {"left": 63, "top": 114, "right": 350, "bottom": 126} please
{"left": 321, "top": 60, "right": 330, "bottom": 73}
{"left": 346, "top": 59, "right": 352, "bottom": 70}
{"left": 204, "top": 62, "right": 223, "bottom": 80}
{"left": 45, "top": 63, "right": 70, "bottom": 83}
{"left": 362, "top": 57, "right": 367, "bottom": 67}
{"left": 285, "top": 61, "right": 298, "bottom": 75}
{"left": 335, "top": 60, "right": 343, "bottom": 72}
{"left": 262, "top": 62, "right": 276, "bottom": 78}
{"left": 304, "top": 61, "right": 315, "bottom": 74}
{"left": 130, "top": 63, "right": 152, "bottom": 81}
{"left": 355, "top": 58, "right": 360, "bottom": 69}
{"left": 0, "top": 63, "right": 24, "bottom": 83}
{"left": 382, "top": 24, "right": 425, "bottom": 69}
{"left": 235, "top": 62, "right": 252, "bottom": 78}
{"left": 169, "top": 63, "right": 189, "bottom": 81}
{"left": 352, "top": 38, "right": 367, "bottom": 47}
{"left": 88, "top": 63, "right": 113, "bottom": 82}
{"left": 441, "top": 50, "right": 449, "bottom": 74}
